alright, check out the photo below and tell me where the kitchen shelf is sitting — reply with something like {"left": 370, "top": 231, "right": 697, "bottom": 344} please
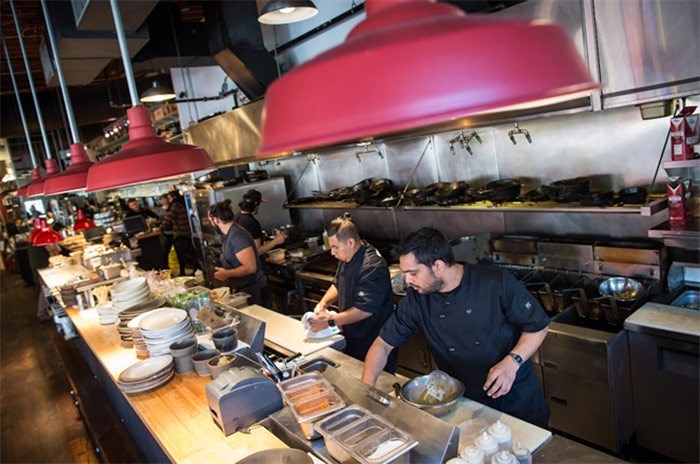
{"left": 154, "top": 113, "right": 179, "bottom": 130}
{"left": 648, "top": 218, "right": 700, "bottom": 249}
{"left": 286, "top": 198, "right": 668, "bottom": 215}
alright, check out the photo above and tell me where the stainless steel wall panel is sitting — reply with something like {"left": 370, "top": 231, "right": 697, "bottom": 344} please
{"left": 264, "top": 154, "right": 321, "bottom": 198}
{"left": 316, "top": 145, "right": 388, "bottom": 192}
{"left": 503, "top": 212, "right": 661, "bottom": 240}
{"left": 384, "top": 138, "right": 438, "bottom": 188}
{"left": 433, "top": 129, "right": 500, "bottom": 185}
{"left": 394, "top": 210, "right": 506, "bottom": 240}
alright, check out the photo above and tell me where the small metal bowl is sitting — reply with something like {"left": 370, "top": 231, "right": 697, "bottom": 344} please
{"left": 394, "top": 372, "right": 464, "bottom": 417}
{"left": 599, "top": 277, "right": 645, "bottom": 302}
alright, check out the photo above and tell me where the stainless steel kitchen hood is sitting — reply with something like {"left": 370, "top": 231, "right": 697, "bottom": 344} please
{"left": 184, "top": 99, "right": 267, "bottom": 167}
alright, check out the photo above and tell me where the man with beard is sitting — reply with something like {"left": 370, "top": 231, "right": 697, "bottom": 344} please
{"left": 361, "top": 228, "right": 550, "bottom": 427}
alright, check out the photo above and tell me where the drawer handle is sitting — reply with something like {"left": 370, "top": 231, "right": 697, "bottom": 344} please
{"left": 544, "top": 361, "right": 558, "bottom": 369}
{"left": 550, "top": 396, "right": 567, "bottom": 406}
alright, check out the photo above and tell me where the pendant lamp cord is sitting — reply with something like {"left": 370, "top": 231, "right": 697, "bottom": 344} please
{"left": 1, "top": 32, "right": 38, "bottom": 170}
{"left": 395, "top": 138, "right": 433, "bottom": 207}
{"left": 285, "top": 154, "right": 318, "bottom": 205}
{"left": 10, "top": 0, "right": 53, "bottom": 160}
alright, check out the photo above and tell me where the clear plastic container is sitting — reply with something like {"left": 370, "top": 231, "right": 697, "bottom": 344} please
{"left": 458, "top": 418, "right": 489, "bottom": 453}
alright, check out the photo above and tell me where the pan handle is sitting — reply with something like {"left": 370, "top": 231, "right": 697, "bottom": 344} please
{"left": 392, "top": 382, "right": 403, "bottom": 401}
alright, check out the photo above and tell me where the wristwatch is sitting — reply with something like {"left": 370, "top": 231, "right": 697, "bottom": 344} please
{"left": 327, "top": 316, "right": 336, "bottom": 328}
{"left": 508, "top": 352, "right": 523, "bottom": 366}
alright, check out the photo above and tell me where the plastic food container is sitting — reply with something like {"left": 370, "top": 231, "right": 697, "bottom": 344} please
{"left": 315, "top": 405, "right": 419, "bottom": 464}
{"left": 277, "top": 373, "right": 346, "bottom": 440}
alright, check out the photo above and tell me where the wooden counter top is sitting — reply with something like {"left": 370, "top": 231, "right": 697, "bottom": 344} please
{"left": 37, "top": 265, "right": 96, "bottom": 290}
{"left": 66, "top": 307, "right": 288, "bottom": 462}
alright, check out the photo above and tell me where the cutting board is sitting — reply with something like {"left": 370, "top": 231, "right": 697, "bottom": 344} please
{"left": 238, "top": 305, "right": 345, "bottom": 357}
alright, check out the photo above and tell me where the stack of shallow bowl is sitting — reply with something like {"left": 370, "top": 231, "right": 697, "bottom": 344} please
{"left": 111, "top": 278, "right": 151, "bottom": 311}
{"left": 95, "top": 302, "right": 119, "bottom": 325}
{"left": 138, "top": 308, "right": 195, "bottom": 357}
{"left": 127, "top": 308, "right": 167, "bottom": 358}
{"left": 117, "top": 355, "right": 175, "bottom": 394}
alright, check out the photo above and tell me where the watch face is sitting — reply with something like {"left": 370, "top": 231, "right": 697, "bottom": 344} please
{"left": 515, "top": 354, "right": 523, "bottom": 364}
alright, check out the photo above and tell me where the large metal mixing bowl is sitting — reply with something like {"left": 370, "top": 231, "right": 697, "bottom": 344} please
{"left": 393, "top": 372, "right": 464, "bottom": 417}
{"left": 598, "top": 277, "right": 645, "bottom": 302}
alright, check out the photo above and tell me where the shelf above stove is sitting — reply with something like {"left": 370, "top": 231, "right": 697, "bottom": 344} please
{"left": 286, "top": 198, "right": 668, "bottom": 215}
{"left": 648, "top": 218, "right": 700, "bottom": 249}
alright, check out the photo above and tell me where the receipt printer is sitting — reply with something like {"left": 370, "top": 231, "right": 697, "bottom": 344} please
{"left": 205, "top": 365, "right": 283, "bottom": 435}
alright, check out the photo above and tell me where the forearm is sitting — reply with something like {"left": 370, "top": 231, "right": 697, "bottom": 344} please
{"left": 258, "top": 240, "right": 278, "bottom": 255}
{"left": 510, "top": 326, "right": 548, "bottom": 362}
{"left": 222, "top": 264, "right": 256, "bottom": 279}
{"left": 319, "top": 285, "right": 339, "bottom": 307}
{"left": 361, "top": 337, "right": 393, "bottom": 386}
{"left": 334, "top": 307, "right": 371, "bottom": 326}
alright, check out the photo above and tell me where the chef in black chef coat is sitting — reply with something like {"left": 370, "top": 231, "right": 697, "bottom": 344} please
{"left": 309, "top": 213, "right": 398, "bottom": 372}
{"left": 362, "top": 228, "right": 550, "bottom": 427}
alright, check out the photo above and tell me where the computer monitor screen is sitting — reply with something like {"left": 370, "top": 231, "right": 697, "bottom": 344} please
{"left": 122, "top": 215, "right": 147, "bottom": 236}
{"left": 82, "top": 226, "right": 106, "bottom": 243}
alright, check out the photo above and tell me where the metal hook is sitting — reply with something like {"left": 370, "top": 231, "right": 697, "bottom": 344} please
{"left": 449, "top": 131, "right": 482, "bottom": 155}
{"left": 508, "top": 123, "right": 532, "bottom": 145}
{"left": 355, "top": 143, "right": 383, "bottom": 163}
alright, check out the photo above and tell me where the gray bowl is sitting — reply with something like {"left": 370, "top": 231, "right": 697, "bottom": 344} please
{"left": 599, "top": 277, "right": 645, "bottom": 302}
{"left": 192, "top": 349, "right": 219, "bottom": 376}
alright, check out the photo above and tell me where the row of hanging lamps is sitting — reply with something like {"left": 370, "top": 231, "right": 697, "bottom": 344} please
{"left": 1, "top": 33, "right": 39, "bottom": 198}
{"left": 73, "top": 209, "right": 96, "bottom": 231}
{"left": 258, "top": 0, "right": 319, "bottom": 25}
{"left": 257, "top": 0, "right": 600, "bottom": 157}
{"left": 40, "top": 0, "right": 94, "bottom": 196}
{"left": 85, "top": 0, "right": 215, "bottom": 192}
{"left": 9, "top": 0, "right": 60, "bottom": 197}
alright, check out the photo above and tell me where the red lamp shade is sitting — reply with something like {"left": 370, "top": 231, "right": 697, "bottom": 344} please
{"left": 22, "top": 168, "right": 43, "bottom": 198}
{"left": 44, "top": 144, "right": 94, "bottom": 195}
{"left": 33, "top": 228, "right": 63, "bottom": 246}
{"left": 27, "top": 159, "right": 60, "bottom": 197}
{"left": 258, "top": 0, "right": 599, "bottom": 157}
{"left": 86, "top": 106, "right": 214, "bottom": 192}
{"left": 17, "top": 185, "right": 28, "bottom": 197}
{"left": 28, "top": 218, "right": 42, "bottom": 245}
{"left": 73, "top": 209, "right": 95, "bottom": 231}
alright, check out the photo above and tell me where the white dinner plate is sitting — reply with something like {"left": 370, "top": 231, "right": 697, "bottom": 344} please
{"left": 119, "top": 355, "right": 173, "bottom": 383}
{"left": 139, "top": 308, "right": 188, "bottom": 332}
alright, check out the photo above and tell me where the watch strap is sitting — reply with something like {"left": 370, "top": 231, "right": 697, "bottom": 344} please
{"left": 508, "top": 352, "right": 523, "bottom": 365}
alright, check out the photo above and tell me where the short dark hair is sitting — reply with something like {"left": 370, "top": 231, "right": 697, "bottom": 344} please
{"left": 326, "top": 213, "right": 360, "bottom": 242}
{"left": 208, "top": 199, "right": 235, "bottom": 222}
{"left": 392, "top": 228, "right": 455, "bottom": 267}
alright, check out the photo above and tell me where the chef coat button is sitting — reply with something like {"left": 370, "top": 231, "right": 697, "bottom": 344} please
{"left": 474, "top": 340, "right": 480, "bottom": 346}
{"left": 440, "top": 314, "right": 446, "bottom": 319}
{"left": 445, "top": 301, "right": 451, "bottom": 306}
{"left": 466, "top": 309, "right": 472, "bottom": 314}
{"left": 449, "top": 347, "right": 455, "bottom": 352}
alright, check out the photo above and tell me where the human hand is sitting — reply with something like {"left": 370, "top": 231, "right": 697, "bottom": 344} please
{"left": 483, "top": 357, "right": 519, "bottom": 398}
{"left": 308, "top": 312, "right": 331, "bottom": 332}
{"left": 313, "top": 301, "right": 327, "bottom": 314}
{"left": 213, "top": 266, "right": 228, "bottom": 281}
{"left": 274, "top": 230, "right": 287, "bottom": 245}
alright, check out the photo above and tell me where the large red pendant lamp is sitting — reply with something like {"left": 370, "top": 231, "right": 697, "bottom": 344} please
{"left": 85, "top": 0, "right": 214, "bottom": 192}
{"left": 41, "top": 0, "right": 93, "bottom": 196}
{"left": 28, "top": 218, "right": 42, "bottom": 245}
{"left": 258, "top": 0, "right": 600, "bottom": 157}
{"left": 1, "top": 31, "right": 39, "bottom": 198}
{"left": 33, "top": 218, "right": 63, "bottom": 247}
{"left": 10, "top": 0, "right": 61, "bottom": 196}
{"left": 73, "top": 209, "right": 96, "bottom": 231}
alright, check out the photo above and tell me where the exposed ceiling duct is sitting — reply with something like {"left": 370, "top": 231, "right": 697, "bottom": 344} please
{"left": 203, "top": 0, "right": 278, "bottom": 100}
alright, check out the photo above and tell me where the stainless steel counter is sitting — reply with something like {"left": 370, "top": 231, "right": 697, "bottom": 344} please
{"left": 534, "top": 435, "right": 625, "bottom": 463}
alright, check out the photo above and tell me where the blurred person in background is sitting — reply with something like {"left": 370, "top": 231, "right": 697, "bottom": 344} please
{"left": 235, "top": 189, "right": 286, "bottom": 255}
{"left": 158, "top": 193, "right": 174, "bottom": 270}
{"left": 125, "top": 198, "right": 159, "bottom": 221}
{"left": 162, "top": 190, "right": 199, "bottom": 276}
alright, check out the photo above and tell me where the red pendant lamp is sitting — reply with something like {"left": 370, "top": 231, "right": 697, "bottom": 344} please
{"left": 258, "top": 0, "right": 599, "bottom": 157}
{"left": 10, "top": 0, "right": 61, "bottom": 195}
{"left": 73, "top": 209, "right": 96, "bottom": 231}
{"left": 33, "top": 218, "right": 63, "bottom": 247}
{"left": 28, "top": 218, "right": 43, "bottom": 245}
{"left": 41, "top": 0, "right": 94, "bottom": 196}
{"left": 26, "top": 159, "right": 59, "bottom": 198}
{"left": 19, "top": 169, "right": 41, "bottom": 198}
{"left": 85, "top": 0, "right": 214, "bottom": 192}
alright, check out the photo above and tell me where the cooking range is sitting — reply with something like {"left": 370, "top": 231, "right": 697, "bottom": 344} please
{"left": 492, "top": 236, "right": 665, "bottom": 452}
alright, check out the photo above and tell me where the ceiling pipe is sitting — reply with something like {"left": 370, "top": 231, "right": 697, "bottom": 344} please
{"left": 41, "top": 0, "right": 96, "bottom": 196}
{"left": 85, "top": 0, "right": 214, "bottom": 192}
{"left": 10, "top": 0, "right": 59, "bottom": 197}
{"left": 1, "top": 32, "right": 39, "bottom": 198}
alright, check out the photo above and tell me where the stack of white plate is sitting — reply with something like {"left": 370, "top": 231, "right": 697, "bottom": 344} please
{"left": 111, "top": 277, "right": 151, "bottom": 311}
{"left": 117, "top": 355, "right": 174, "bottom": 394}
{"left": 127, "top": 308, "right": 166, "bottom": 358}
{"left": 95, "top": 302, "right": 119, "bottom": 325}
{"left": 115, "top": 296, "right": 166, "bottom": 347}
{"left": 138, "top": 308, "right": 194, "bottom": 357}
